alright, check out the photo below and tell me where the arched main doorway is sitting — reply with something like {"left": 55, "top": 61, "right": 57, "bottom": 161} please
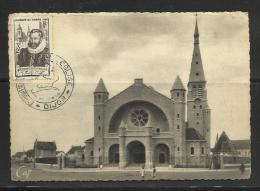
{"left": 108, "top": 144, "right": 119, "bottom": 164}
{"left": 127, "top": 141, "right": 145, "bottom": 165}
{"left": 154, "top": 144, "right": 170, "bottom": 165}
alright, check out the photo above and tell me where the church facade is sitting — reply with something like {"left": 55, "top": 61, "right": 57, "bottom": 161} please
{"left": 84, "top": 20, "right": 211, "bottom": 168}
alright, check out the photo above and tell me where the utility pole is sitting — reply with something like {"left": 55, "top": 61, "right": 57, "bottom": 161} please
{"left": 33, "top": 138, "right": 37, "bottom": 168}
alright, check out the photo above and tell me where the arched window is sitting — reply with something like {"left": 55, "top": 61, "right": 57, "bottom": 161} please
{"left": 191, "top": 147, "right": 195, "bottom": 155}
{"left": 177, "top": 147, "right": 180, "bottom": 151}
{"left": 90, "top": 151, "right": 93, "bottom": 156}
{"left": 98, "top": 126, "right": 101, "bottom": 131}
{"left": 156, "top": 128, "right": 160, "bottom": 134}
{"left": 196, "top": 113, "right": 199, "bottom": 116}
{"left": 193, "top": 105, "right": 196, "bottom": 109}
{"left": 201, "top": 147, "right": 204, "bottom": 154}
{"left": 98, "top": 116, "right": 101, "bottom": 120}
{"left": 177, "top": 125, "right": 180, "bottom": 130}
{"left": 98, "top": 95, "right": 101, "bottom": 99}
{"left": 177, "top": 114, "right": 180, "bottom": 118}
{"left": 177, "top": 92, "right": 179, "bottom": 97}
{"left": 200, "top": 105, "right": 202, "bottom": 109}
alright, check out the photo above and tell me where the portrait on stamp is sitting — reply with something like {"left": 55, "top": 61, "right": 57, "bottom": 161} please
{"left": 17, "top": 29, "right": 49, "bottom": 67}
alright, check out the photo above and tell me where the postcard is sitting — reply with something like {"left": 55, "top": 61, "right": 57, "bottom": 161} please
{"left": 9, "top": 12, "right": 250, "bottom": 181}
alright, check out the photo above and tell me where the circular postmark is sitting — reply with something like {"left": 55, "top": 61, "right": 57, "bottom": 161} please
{"left": 16, "top": 54, "right": 74, "bottom": 111}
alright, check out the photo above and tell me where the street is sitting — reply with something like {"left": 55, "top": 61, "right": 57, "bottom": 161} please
{"left": 11, "top": 162, "right": 251, "bottom": 181}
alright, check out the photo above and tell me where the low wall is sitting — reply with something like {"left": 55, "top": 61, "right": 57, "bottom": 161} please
{"left": 223, "top": 156, "right": 251, "bottom": 164}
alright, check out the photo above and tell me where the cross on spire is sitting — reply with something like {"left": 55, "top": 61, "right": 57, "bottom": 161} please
{"left": 194, "top": 13, "right": 199, "bottom": 44}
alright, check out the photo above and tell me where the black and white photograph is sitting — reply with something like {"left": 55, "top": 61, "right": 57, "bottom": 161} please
{"left": 9, "top": 12, "right": 250, "bottom": 181}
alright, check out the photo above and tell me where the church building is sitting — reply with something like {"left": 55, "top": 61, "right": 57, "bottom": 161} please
{"left": 84, "top": 19, "right": 211, "bottom": 168}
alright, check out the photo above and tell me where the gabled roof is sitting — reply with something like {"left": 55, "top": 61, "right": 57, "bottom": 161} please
{"left": 67, "top": 146, "right": 84, "bottom": 154}
{"left": 85, "top": 137, "right": 94, "bottom": 143}
{"left": 13, "top": 152, "right": 25, "bottom": 158}
{"left": 171, "top": 75, "right": 185, "bottom": 90}
{"left": 108, "top": 79, "right": 174, "bottom": 104}
{"left": 34, "top": 141, "right": 57, "bottom": 151}
{"left": 213, "top": 131, "right": 236, "bottom": 153}
{"left": 186, "top": 128, "right": 205, "bottom": 141}
{"left": 94, "top": 78, "right": 108, "bottom": 93}
{"left": 230, "top": 140, "right": 250, "bottom": 150}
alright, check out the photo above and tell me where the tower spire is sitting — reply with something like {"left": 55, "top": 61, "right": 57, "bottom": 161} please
{"left": 194, "top": 13, "right": 199, "bottom": 44}
{"left": 188, "top": 15, "right": 205, "bottom": 83}
{"left": 171, "top": 75, "right": 185, "bottom": 90}
{"left": 94, "top": 78, "right": 108, "bottom": 93}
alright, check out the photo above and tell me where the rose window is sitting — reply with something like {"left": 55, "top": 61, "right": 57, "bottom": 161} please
{"left": 130, "top": 108, "right": 149, "bottom": 127}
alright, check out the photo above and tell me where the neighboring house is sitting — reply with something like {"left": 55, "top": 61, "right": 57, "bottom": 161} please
{"left": 84, "top": 138, "right": 94, "bottom": 165}
{"left": 67, "top": 146, "right": 85, "bottom": 160}
{"left": 25, "top": 149, "right": 34, "bottom": 162}
{"left": 212, "top": 131, "right": 251, "bottom": 168}
{"left": 34, "top": 140, "right": 57, "bottom": 159}
{"left": 13, "top": 152, "right": 26, "bottom": 162}
{"left": 230, "top": 140, "right": 251, "bottom": 158}
{"left": 66, "top": 146, "right": 85, "bottom": 167}
{"left": 82, "top": 19, "right": 211, "bottom": 168}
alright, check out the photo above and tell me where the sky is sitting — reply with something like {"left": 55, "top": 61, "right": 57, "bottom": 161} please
{"left": 11, "top": 12, "right": 250, "bottom": 154}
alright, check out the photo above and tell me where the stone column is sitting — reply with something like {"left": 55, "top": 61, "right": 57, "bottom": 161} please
{"left": 61, "top": 154, "right": 65, "bottom": 169}
{"left": 119, "top": 137, "right": 126, "bottom": 168}
{"left": 145, "top": 126, "right": 152, "bottom": 169}
{"left": 57, "top": 154, "right": 65, "bottom": 169}
{"left": 220, "top": 152, "right": 224, "bottom": 169}
{"left": 119, "top": 126, "right": 126, "bottom": 168}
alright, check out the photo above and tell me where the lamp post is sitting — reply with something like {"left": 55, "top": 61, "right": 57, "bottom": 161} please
{"left": 33, "top": 138, "right": 37, "bottom": 168}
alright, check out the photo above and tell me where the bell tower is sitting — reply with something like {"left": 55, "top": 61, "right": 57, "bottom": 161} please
{"left": 93, "top": 78, "right": 109, "bottom": 166}
{"left": 171, "top": 75, "right": 186, "bottom": 166}
{"left": 187, "top": 16, "right": 211, "bottom": 151}
{"left": 17, "top": 24, "right": 22, "bottom": 39}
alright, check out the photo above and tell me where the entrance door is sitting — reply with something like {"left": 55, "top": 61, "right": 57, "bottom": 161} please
{"left": 154, "top": 144, "right": 170, "bottom": 165}
{"left": 127, "top": 141, "right": 145, "bottom": 165}
{"left": 109, "top": 144, "right": 119, "bottom": 164}
{"left": 159, "top": 153, "right": 165, "bottom": 164}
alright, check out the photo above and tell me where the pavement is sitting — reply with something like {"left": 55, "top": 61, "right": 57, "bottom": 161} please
{"left": 11, "top": 162, "right": 251, "bottom": 181}
{"left": 42, "top": 166, "right": 242, "bottom": 173}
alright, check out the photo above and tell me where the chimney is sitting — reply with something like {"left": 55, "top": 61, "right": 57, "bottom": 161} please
{"left": 134, "top": 78, "right": 143, "bottom": 85}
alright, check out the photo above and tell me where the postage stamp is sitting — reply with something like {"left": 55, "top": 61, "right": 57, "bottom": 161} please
{"left": 9, "top": 14, "right": 53, "bottom": 80}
